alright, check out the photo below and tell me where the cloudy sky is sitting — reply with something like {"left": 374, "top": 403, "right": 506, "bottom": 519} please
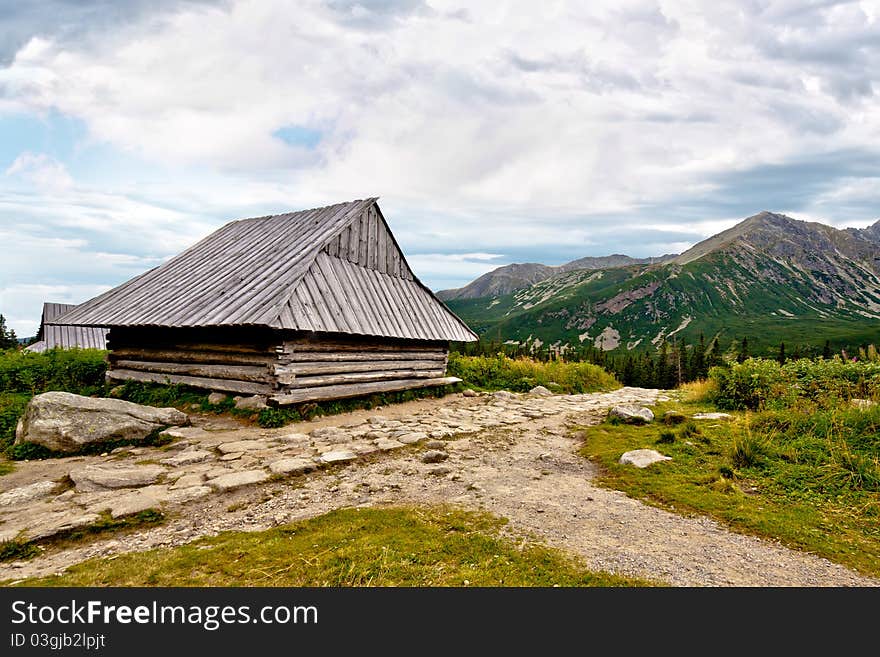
{"left": 1, "top": 0, "right": 878, "bottom": 337}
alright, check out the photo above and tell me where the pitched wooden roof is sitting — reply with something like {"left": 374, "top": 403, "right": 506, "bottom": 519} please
{"left": 54, "top": 198, "right": 477, "bottom": 342}
{"left": 25, "top": 302, "right": 109, "bottom": 352}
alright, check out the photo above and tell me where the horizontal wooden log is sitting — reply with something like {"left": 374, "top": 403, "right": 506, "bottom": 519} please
{"left": 278, "top": 369, "right": 445, "bottom": 388}
{"left": 108, "top": 340, "right": 275, "bottom": 355}
{"left": 275, "top": 360, "right": 445, "bottom": 376}
{"left": 271, "top": 377, "right": 462, "bottom": 405}
{"left": 109, "top": 348, "right": 278, "bottom": 366}
{"left": 113, "top": 360, "right": 270, "bottom": 383}
{"left": 281, "top": 350, "right": 446, "bottom": 363}
{"left": 282, "top": 340, "right": 445, "bottom": 354}
{"left": 107, "top": 368, "right": 272, "bottom": 395}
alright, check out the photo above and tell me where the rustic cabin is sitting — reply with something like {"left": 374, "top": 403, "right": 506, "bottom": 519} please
{"left": 51, "top": 198, "right": 477, "bottom": 404}
{"left": 25, "top": 302, "right": 109, "bottom": 353}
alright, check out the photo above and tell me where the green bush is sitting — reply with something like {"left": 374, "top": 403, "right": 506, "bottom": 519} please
{"left": 709, "top": 356, "right": 880, "bottom": 411}
{"left": 0, "top": 348, "right": 108, "bottom": 395}
{"left": 446, "top": 352, "right": 619, "bottom": 394}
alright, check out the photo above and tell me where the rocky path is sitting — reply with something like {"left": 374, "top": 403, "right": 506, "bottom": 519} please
{"left": 1, "top": 387, "right": 877, "bottom": 586}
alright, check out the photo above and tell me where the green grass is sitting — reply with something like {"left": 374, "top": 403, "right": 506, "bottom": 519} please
{"left": 575, "top": 399, "right": 880, "bottom": 578}
{"left": 9, "top": 506, "right": 658, "bottom": 587}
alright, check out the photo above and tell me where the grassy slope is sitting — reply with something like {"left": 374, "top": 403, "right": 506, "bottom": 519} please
{"left": 9, "top": 506, "right": 657, "bottom": 587}
{"left": 575, "top": 398, "right": 880, "bottom": 578}
{"left": 447, "top": 252, "right": 880, "bottom": 355}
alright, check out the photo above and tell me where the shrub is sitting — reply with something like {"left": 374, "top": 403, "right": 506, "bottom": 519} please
{"left": 729, "top": 432, "right": 770, "bottom": 469}
{"left": 0, "top": 348, "right": 107, "bottom": 396}
{"left": 656, "top": 430, "right": 676, "bottom": 444}
{"left": 447, "top": 352, "right": 618, "bottom": 394}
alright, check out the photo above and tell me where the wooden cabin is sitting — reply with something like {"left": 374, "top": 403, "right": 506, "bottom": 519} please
{"left": 52, "top": 198, "right": 477, "bottom": 404}
{"left": 25, "top": 302, "right": 109, "bottom": 353}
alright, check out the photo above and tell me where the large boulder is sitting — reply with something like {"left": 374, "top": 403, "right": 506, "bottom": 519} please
{"left": 14, "top": 391, "right": 189, "bottom": 453}
{"left": 608, "top": 405, "right": 655, "bottom": 424}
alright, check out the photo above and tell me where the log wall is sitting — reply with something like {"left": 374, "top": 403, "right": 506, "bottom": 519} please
{"left": 105, "top": 329, "right": 460, "bottom": 403}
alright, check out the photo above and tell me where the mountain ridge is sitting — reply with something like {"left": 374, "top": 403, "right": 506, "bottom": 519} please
{"left": 443, "top": 211, "right": 880, "bottom": 355}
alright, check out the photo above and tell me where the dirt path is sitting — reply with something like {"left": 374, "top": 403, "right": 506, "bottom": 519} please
{"left": 2, "top": 388, "right": 877, "bottom": 586}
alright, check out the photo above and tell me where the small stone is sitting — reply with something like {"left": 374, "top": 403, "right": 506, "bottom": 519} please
{"left": 492, "top": 390, "right": 516, "bottom": 400}
{"left": 269, "top": 458, "right": 316, "bottom": 476}
{"left": 278, "top": 432, "right": 311, "bottom": 444}
{"left": 608, "top": 405, "right": 654, "bottom": 424}
{"left": 161, "top": 450, "right": 213, "bottom": 467}
{"left": 217, "top": 440, "right": 269, "bottom": 454}
{"left": 692, "top": 412, "right": 733, "bottom": 420}
{"left": 426, "top": 466, "right": 453, "bottom": 476}
{"left": 219, "top": 452, "right": 243, "bottom": 461}
{"left": 170, "top": 473, "right": 205, "bottom": 490}
{"left": 397, "top": 432, "right": 427, "bottom": 445}
{"left": 462, "top": 389, "right": 478, "bottom": 397}
{"left": 528, "top": 385, "right": 552, "bottom": 396}
{"left": 425, "top": 440, "right": 447, "bottom": 449}
{"left": 375, "top": 439, "right": 405, "bottom": 451}
{"left": 207, "top": 392, "right": 228, "bottom": 405}
{"left": 619, "top": 449, "right": 672, "bottom": 468}
{"left": 234, "top": 395, "right": 268, "bottom": 411}
{"left": 206, "top": 470, "right": 269, "bottom": 492}
{"left": 319, "top": 450, "right": 358, "bottom": 464}
{"left": 166, "top": 486, "right": 212, "bottom": 503}
{"left": 421, "top": 450, "right": 449, "bottom": 464}
{"left": 850, "top": 398, "right": 876, "bottom": 410}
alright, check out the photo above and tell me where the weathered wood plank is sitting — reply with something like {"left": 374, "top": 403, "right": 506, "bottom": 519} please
{"left": 276, "top": 359, "right": 445, "bottom": 376}
{"left": 281, "top": 351, "right": 446, "bottom": 362}
{"left": 376, "top": 211, "right": 387, "bottom": 274}
{"left": 280, "top": 369, "right": 443, "bottom": 388}
{"left": 109, "top": 348, "right": 277, "bottom": 366}
{"left": 107, "top": 369, "right": 272, "bottom": 395}
{"left": 114, "top": 360, "right": 270, "bottom": 382}
{"left": 358, "top": 211, "right": 368, "bottom": 265}
{"left": 271, "top": 377, "right": 461, "bottom": 405}
{"left": 367, "top": 205, "right": 378, "bottom": 270}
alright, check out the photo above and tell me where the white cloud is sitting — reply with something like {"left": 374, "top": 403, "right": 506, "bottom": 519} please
{"left": 6, "top": 151, "right": 73, "bottom": 191}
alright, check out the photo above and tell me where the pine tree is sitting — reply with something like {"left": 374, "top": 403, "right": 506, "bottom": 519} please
{"left": 737, "top": 337, "right": 749, "bottom": 363}
{"left": 778, "top": 342, "right": 786, "bottom": 364}
{"left": 0, "top": 314, "right": 18, "bottom": 350}
{"left": 822, "top": 340, "right": 832, "bottom": 359}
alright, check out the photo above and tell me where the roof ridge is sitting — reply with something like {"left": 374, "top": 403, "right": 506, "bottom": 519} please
{"left": 258, "top": 197, "right": 380, "bottom": 327}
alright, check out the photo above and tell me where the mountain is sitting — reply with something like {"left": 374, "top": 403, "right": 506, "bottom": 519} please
{"left": 445, "top": 211, "right": 880, "bottom": 355}
{"left": 436, "top": 254, "right": 673, "bottom": 301}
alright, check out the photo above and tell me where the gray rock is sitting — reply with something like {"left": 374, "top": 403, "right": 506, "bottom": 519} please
{"left": 692, "top": 412, "right": 733, "bottom": 420}
{"left": 427, "top": 466, "right": 453, "bottom": 476}
{"left": 619, "top": 449, "right": 672, "bottom": 468}
{"left": 608, "top": 405, "right": 655, "bottom": 424}
{"left": 14, "top": 391, "right": 189, "bottom": 453}
{"left": 425, "top": 440, "right": 447, "bottom": 449}
{"left": 278, "top": 432, "right": 311, "bottom": 444}
{"left": 160, "top": 450, "right": 213, "bottom": 467}
{"left": 206, "top": 470, "right": 269, "bottom": 492}
{"left": 310, "top": 427, "right": 349, "bottom": 443}
{"left": 319, "top": 450, "right": 358, "bottom": 464}
{"left": 0, "top": 481, "right": 62, "bottom": 507}
{"left": 375, "top": 439, "right": 405, "bottom": 451}
{"left": 269, "top": 458, "right": 316, "bottom": 476}
{"left": 217, "top": 440, "right": 269, "bottom": 454}
{"left": 167, "top": 486, "right": 212, "bottom": 504}
{"left": 25, "top": 512, "right": 102, "bottom": 541}
{"left": 396, "top": 431, "right": 427, "bottom": 445}
{"left": 421, "top": 450, "right": 449, "bottom": 464}
{"left": 492, "top": 390, "right": 516, "bottom": 400}
{"left": 529, "top": 385, "right": 553, "bottom": 396}
{"left": 462, "top": 389, "right": 479, "bottom": 397}
{"left": 234, "top": 395, "right": 268, "bottom": 411}
{"left": 207, "top": 392, "right": 228, "bottom": 405}
{"left": 850, "top": 398, "right": 876, "bottom": 410}
{"left": 170, "top": 473, "right": 205, "bottom": 489}
{"left": 90, "top": 488, "right": 167, "bottom": 519}
{"left": 69, "top": 464, "right": 167, "bottom": 492}
{"left": 160, "top": 426, "right": 214, "bottom": 441}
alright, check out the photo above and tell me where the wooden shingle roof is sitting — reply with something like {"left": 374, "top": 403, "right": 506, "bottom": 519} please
{"left": 25, "top": 302, "right": 109, "bottom": 352}
{"left": 54, "top": 198, "right": 477, "bottom": 342}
